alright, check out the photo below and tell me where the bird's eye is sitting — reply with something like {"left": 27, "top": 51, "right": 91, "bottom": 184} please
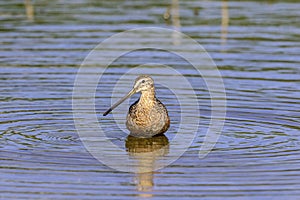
{"left": 141, "top": 80, "right": 145, "bottom": 83}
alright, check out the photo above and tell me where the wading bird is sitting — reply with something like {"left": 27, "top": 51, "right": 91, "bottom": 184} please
{"left": 103, "top": 75, "right": 170, "bottom": 138}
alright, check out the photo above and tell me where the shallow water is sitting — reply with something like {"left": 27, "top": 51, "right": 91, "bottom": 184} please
{"left": 1, "top": 0, "right": 300, "bottom": 199}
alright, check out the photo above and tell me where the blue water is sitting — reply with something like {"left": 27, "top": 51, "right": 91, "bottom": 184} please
{"left": 1, "top": 0, "right": 300, "bottom": 199}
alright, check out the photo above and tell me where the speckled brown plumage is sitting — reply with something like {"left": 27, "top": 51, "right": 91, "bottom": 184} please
{"left": 126, "top": 92, "right": 170, "bottom": 137}
{"left": 103, "top": 75, "right": 170, "bottom": 138}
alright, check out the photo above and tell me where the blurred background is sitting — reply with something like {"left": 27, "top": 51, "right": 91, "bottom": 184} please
{"left": 1, "top": 0, "right": 300, "bottom": 199}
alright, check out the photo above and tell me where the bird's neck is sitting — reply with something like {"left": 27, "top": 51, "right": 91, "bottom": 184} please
{"left": 138, "top": 88, "right": 156, "bottom": 108}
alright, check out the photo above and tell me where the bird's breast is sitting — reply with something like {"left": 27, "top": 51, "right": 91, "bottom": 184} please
{"left": 126, "top": 97, "right": 169, "bottom": 136}
{"left": 132, "top": 107, "right": 151, "bottom": 126}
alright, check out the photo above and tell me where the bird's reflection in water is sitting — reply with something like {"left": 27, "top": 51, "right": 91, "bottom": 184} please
{"left": 125, "top": 134, "right": 169, "bottom": 197}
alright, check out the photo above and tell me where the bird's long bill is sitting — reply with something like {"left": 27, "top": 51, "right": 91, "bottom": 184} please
{"left": 103, "top": 88, "right": 136, "bottom": 116}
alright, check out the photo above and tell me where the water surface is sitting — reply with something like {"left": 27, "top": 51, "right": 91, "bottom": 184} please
{"left": 1, "top": 0, "right": 300, "bottom": 199}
